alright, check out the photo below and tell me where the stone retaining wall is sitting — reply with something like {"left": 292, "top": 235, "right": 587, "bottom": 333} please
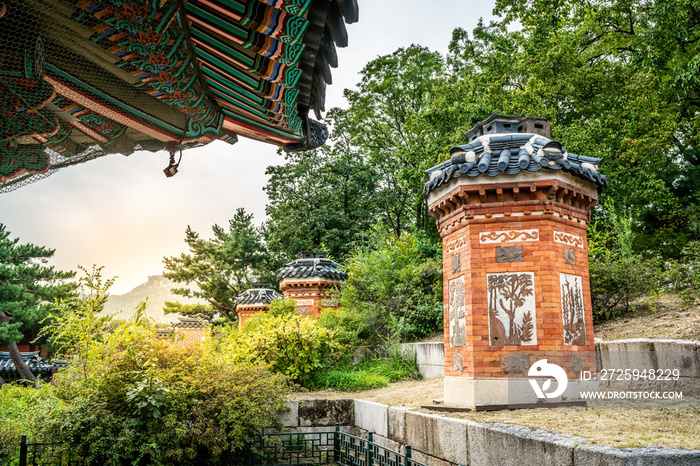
{"left": 282, "top": 398, "right": 700, "bottom": 465}
{"left": 401, "top": 338, "right": 700, "bottom": 384}
{"left": 399, "top": 342, "right": 444, "bottom": 379}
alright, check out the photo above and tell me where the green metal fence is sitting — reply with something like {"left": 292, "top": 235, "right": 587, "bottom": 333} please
{"left": 19, "top": 424, "right": 426, "bottom": 466}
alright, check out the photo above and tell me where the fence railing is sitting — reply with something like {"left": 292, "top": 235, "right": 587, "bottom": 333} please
{"left": 18, "top": 435, "right": 83, "bottom": 466}
{"left": 20, "top": 424, "right": 426, "bottom": 466}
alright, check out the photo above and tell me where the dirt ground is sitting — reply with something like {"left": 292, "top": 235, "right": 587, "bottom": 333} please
{"left": 594, "top": 294, "right": 700, "bottom": 341}
{"left": 294, "top": 378, "right": 700, "bottom": 449}
{"left": 295, "top": 378, "right": 443, "bottom": 407}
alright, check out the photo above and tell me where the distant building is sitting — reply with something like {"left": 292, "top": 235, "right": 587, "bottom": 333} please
{"left": 277, "top": 252, "right": 348, "bottom": 317}
{"left": 156, "top": 317, "right": 211, "bottom": 347}
{"left": 234, "top": 284, "right": 282, "bottom": 327}
{"left": 0, "top": 351, "right": 64, "bottom": 383}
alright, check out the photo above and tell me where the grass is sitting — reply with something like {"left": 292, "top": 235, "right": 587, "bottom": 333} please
{"left": 308, "top": 347, "right": 421, "bottom": 391}
{"left": 595, "top": 293, "right": 700, "bottom": 341}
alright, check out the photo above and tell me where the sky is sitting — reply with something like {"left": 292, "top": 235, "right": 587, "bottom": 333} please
{"left": 0, "top": 1, "right": 497, "bottom": 295}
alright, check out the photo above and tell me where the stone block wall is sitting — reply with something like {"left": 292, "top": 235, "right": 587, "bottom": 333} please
{"left": 281, "top": 397, "right": 700, "bottom": 465}
{"left": 595, "top": 339, "right": 700, "bottom": 396}
{"left": 399, "top": 342, "right": 444, "bottom": 379}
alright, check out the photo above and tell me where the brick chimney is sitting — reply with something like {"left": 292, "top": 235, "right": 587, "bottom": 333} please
{"left": 234, "top": 284, "right": 281, "bottom": 327}
{"left": 277, "top": 252, "right": 348, "bottom": 316}
{"left": 424, "top": 113, "right": 606, "bottom": 407}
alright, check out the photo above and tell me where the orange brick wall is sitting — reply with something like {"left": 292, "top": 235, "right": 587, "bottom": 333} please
{"left": 172, "top": 327, "right": 211, "bottom": 347}
{"left": 432, "top": 177, "right": 598, "bottom": 380}
{"left": 281, "top": 281, "right": 341, "bottom": 317}
{"left": 237, "top": 305, "right": 268, "bottom": 327}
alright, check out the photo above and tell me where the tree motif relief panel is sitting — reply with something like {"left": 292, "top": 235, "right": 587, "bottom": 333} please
{"left": 487, "top": 272, "right": 537, "bottom": 346}
{"left": 560, "top": 273, "right": 586, "bottom": 345}
{"left": 448, "top": 275, "right": 466, "bottom": 347}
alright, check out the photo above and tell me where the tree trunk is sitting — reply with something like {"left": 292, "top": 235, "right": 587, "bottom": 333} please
{"left": 0, "top": 312, "right": 36, "bottom": 382}
{"left": 7, "top": 339, "right": 36, "bottom": 382}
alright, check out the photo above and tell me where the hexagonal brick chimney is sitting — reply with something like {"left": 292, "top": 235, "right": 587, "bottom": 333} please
{"left": 277, "top": 252, "right": 348, "bottom": 316}
{"left": 234, "top": 284, "right": 281, "bottom": 327}
{"left": 424, "top": 113, "right": 606, "bottom": 407}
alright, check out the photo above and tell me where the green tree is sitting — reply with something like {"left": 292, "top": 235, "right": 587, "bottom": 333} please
{"left": 0, "top": 224, "right": 75, "bottom": 382}
{"left": 264, "top": 110, "right": 379, "bottom": 260}
{"left": 341, "top": 45, "right": 447, "bottom": 237}
{"left": 340, "top": 227, "right": 443, "bottom": 342}
{"left": 163, "top": 208, "right": 268, "bottom": 320}
{"left": 449, "top": 0, "right": 700, "bottom": 257}
{"left": 39, "top": 265, "right": 115, "bottom": 378}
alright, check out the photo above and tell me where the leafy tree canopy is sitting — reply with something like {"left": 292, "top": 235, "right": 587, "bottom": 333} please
{"left": 264, "top": 110, "right": 380, "bottom": 261}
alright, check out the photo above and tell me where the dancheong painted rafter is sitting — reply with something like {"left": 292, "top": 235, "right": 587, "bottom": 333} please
{"left": 0, "top": 0, "right": 357, "bottom": 190}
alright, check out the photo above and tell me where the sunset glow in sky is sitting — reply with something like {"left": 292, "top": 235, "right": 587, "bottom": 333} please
{"left": 0, "top": 2, "right": 495, "bottom": 295}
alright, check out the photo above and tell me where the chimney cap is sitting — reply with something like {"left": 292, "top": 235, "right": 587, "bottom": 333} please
{"left": 235, "top": 286, "right": 282, "bottom": 306}
{"left": 465, "top": 113, "right": 551, "bottom": 141}
{"left": 423, "top": 113, "right": 606, "bottom": 196}
{"left": 297, "top": 251, "right": 327, "bottom": 259}
{"left": 277, "top": 254, "right": 348, "bottom": 282}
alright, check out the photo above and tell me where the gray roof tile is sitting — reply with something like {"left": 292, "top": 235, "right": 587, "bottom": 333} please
{"left": 235, "top": 285, "right": 282, "bottom": 306}
{"left": 277, "top": 257, "right": 348, "bottom": 282}
{"left": 0, "top": 351, "right": 58, "bottom": 379}
{"left": 424, "top": 132, "right": 606, "bottom": 196}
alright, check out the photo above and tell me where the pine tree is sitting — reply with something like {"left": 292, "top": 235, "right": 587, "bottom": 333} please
{"left": 0, "top": 224, "right": 76, "bottom": 381}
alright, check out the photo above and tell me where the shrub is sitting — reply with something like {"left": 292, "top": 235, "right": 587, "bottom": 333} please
{"left": 339, "top": 228, "right": 443, "bottom": 342}
{"left": 588, "top": 202, "right": 662, "bottom": 321}
{"left": 589, "top": 255, "right": 661, "bottom": 321}
{"left": 663, "top": 241, "right": 700, "bottom": 308}
{"left": 0, "top": 383, "right": 64, "bottom": 465}
{"left": 234, "top": 313, "right": 340, "bottom": 386}
{"left": 42, "top": 322, "right": 290, "bottom": 466}
{"left": 317, "top": 306, "right": 371, "bottom": 350}
{"left": 391, "top": 301, "right": 443, "bottom": 341}
{"left": 266, "top": 297, "right": 297, "bottom": 317}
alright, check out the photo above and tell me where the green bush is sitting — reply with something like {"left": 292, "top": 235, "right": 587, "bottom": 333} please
{"left": 664, "top": 241, "right": 700, "bottom": 308}
{"left": 41, "top": 322, "right": 290, "bottom": 466}
{"left": 391, "top": 301, "right": 443, "bottom": 341}
{"left": 589, "top": 255, "right": 661, "bottom": 321}
{"left": 266, "top": 297, "right": 298, "bottom": 317}
{"left": 308, "top": 343, "right": 420, "bottom": 391}
{"left": 588, "top": 202, "right": 662, "bottom": 321}
{"left": 234, "top": 312, "right": 340, "bottom": 386}
{"left": 0, "top": 383, "right": 64, "bottom": 465}
{"left": 317, "top": 306, "right": 371, "bottom": 350}
{"left": 339, "top": 228, "right": 443, "bottom": 342}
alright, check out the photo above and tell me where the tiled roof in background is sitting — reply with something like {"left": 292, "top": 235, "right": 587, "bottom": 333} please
{"left": 0, "top": 351, "right": 61, "bottom": 381}
{"left": 235, "top": 284, "right": 282, "bottom": 305}
{"left": 277, "top": 252, "right": 348, "bottom": 281}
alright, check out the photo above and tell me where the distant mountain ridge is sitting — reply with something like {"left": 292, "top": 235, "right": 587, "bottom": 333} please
{"left": 102, "top": 275, "right": 204, "bottom": 324}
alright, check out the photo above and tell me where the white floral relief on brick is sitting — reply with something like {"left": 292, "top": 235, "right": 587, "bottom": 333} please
{"left": 295, "top": 299, "right": 314, "bottom": 306}
{"left": 449, "top": 275, "right": 466, "bottom": 347}
{"left": 479, "top": 229, "right": 539, "bottom": 244}
{"left": 445, "top": 236, "right": 468, "bottom": 253}
{"left": 560, "top": 273, "right": 586, "bottom": 346}
{"left": 554, "top": 231, "right": 584, "bottom": 248}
